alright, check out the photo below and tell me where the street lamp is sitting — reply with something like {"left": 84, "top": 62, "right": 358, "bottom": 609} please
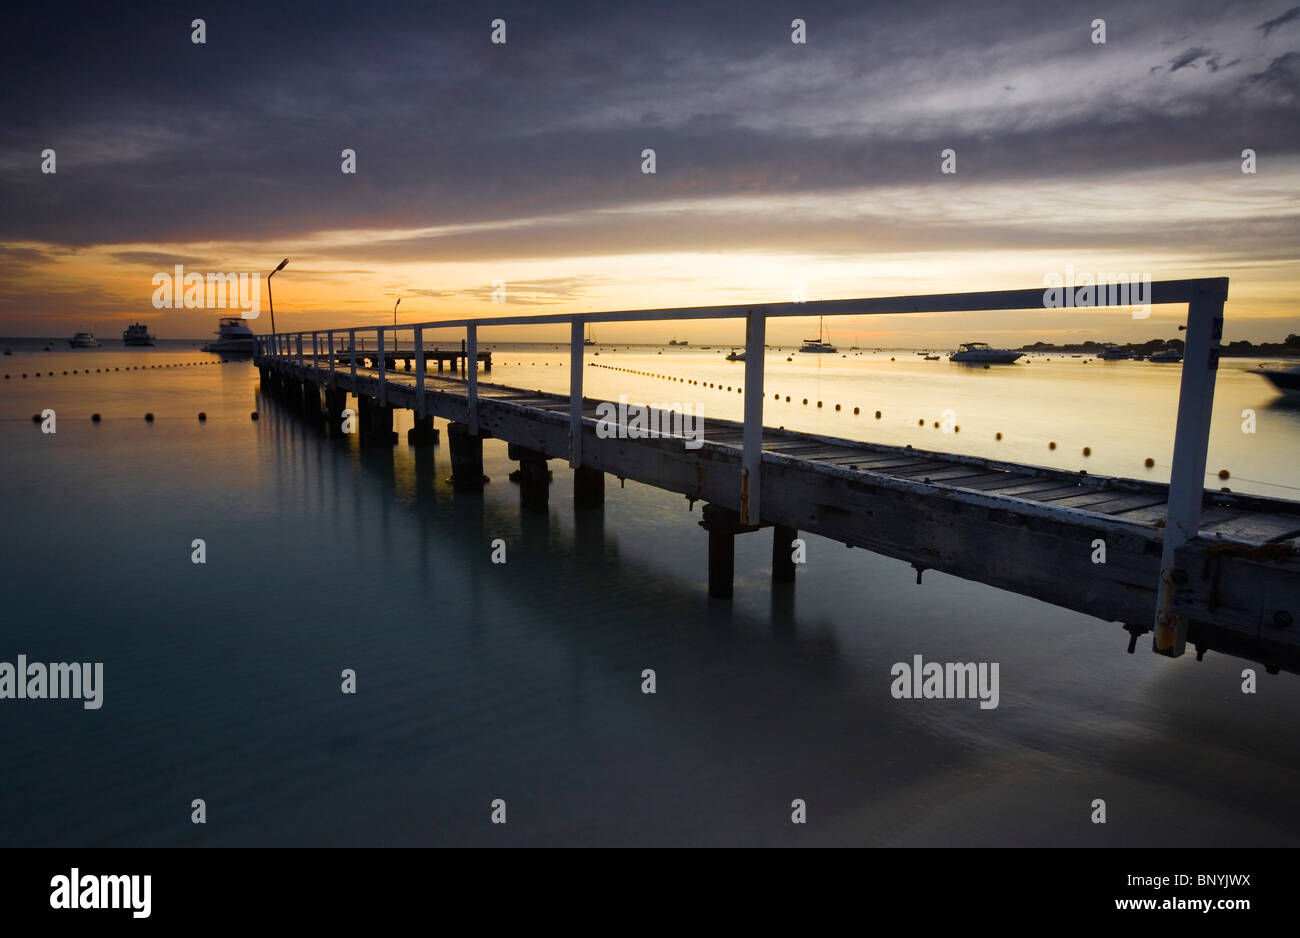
{"left": 267, "top": 258, "right": 289, "bottom": 334}
{"left": 393, "top": 296, "right": 401, "bottom": 351}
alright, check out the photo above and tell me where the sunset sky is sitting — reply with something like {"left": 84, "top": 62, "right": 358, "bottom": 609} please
{"left": 1, "top": 0, "right": 1297, "bottom": 345}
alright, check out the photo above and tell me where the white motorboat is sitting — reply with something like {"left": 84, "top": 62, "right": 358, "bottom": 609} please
{"left": 949, "top": 342, "right": 1022, "bottom": 364}
{"left": 203, "top": 317, "right": 255, "bottom": 355}
{"left": 69, "top": 332, "right": 100, "bottom": 348}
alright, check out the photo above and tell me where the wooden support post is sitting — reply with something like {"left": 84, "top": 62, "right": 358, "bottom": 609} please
{"left": 325, "top": 387, "right": 348, "bottom": 430}
{"left": 407, "top": 414, "right": 438, "bottom": 445}
{"left": 573, "top": 465, "right": 604, "bottom": 509}
{"left": 708, "top": 526, "right": 737, "bottom": 598}
{"left": 570, "top": 320, "right": 584, "bottom": 467}
{"left": 328, "top": 331, "right": 336, "bottom": 387}
{"left": 349, "top": 329, "right": 357, "bottom": 387}
{"left": 359, "top": 397, "right": 395, "bottom": 446}
{"left": 1154, "top": 280, "right": 1226, "bottom": 657}
{"left": 700, "top": 504, "right": 760, "bottom": 598}
{"left": 414, "top": 327, "right": 426, "bottom": 418}
{"left": 466, "top": 324, "right": 479, "bottom": 435}
{"left": 447, "top": 421, "right": 487, "bottom": 491}
{"left": 772, "top": 524, "right": 797, "bottom": 582}
{"left": 740, "top": 308, "right": 766, "bottom": 525}
{"left": 509, "top": 443, "right": 550, "bottom": 513}
{"left": 377, "top": 328, "right": 387, "bottom": 407}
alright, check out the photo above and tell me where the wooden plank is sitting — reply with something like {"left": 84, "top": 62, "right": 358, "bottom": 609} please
{"left": 986, "top": 479, "right": 1079, "bottom": 497}
{"left": 1017, "top": 483, "right": 1092, "bottom": 502}
{"left": 1066, "top": 493, "right": 1169, "bottom": 514}
{"left": 1197, "top": 511, "right": 1300, "bottom": 543}
{"left": 888, "top": 461, "right": 984, "bottom": 481}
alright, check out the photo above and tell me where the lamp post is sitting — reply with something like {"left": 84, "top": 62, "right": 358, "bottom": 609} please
{"left": 267, "top": 258, "right": 289, "bottom": 335}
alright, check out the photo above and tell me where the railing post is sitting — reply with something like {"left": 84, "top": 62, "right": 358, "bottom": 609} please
{"left": 740, "top": 308, "right": 766, "bottom": 525}
{"left": 377, "top": 327, "right": 387, "bottom": 407}
{"left": 570, "top": 320, "right": 584, "bottom": 467}
{"left": 1154, "top": 279, "right": 1226, "bottom": 657}
{"left": 349, "top": 329, "right": 357, "bottom": 386}
{"left": 328, "top": 331, "right": 336, "bottom": 387}
{"left": 312, "top": 332, "right": 319, "bottom": 376}
{"left": 467, "top": 323, "right": 478, "bottom": 435}
{"left": 414, "top": 327, "right": 426, "bottom": 417}
{"left": 297, "top": 333, "right": 304, "bottom": 372}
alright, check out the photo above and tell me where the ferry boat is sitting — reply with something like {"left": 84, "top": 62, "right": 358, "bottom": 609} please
{"left": 69, "top": 332, "right": 100, "bottom": 348}
{"left": 122, "top": 323, "right": 155, "bottom": 346}
{"left": 1098, "top": 345, "right": 1130, "bottom": 360}
{"left": 798, "top": 317, "right": 837, "bottom": 354}
{"left": 1256, "top": 363, "right": 1300, "bottom": 398}
{"left": 1149, "top": 347, "right": 1183, "bottom": 363}
{"left": 203, "top": 317, "right": 255, "bottom": 355}
{"left": 949, "top": 342, "right": 1022, "bottom": 364}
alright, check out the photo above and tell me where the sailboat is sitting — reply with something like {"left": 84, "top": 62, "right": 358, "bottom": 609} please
{"left": 798, "top": 317, "right": 837, "bottom": 354}
{"left": 584, "top": 324, "right": 596, "bottom": 346}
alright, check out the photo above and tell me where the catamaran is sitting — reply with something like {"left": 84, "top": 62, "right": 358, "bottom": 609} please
{"left": 798, "top": 317, "right": 837, "bottom": 354}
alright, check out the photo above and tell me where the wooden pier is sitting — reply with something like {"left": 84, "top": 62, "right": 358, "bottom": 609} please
{"left": 254, "top": 281, "right": 1300, "bottom": 676}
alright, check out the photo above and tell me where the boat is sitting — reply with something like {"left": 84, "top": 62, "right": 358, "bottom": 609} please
{"left": 69, "top": 332, "right": 100, "bottom": 348}
{"left": 924, "top": 354, "right": 940, "bottom": 361}
{"left": 584, "top": 324, "right": 596, "bottom": 347}
{"left": 949, "top": 342, "right": 1022, "bottom": 364}
{"left": 1098, "top": 345, "right": 1130, "bottom": 360}
{"left": 725, "top": 349, "right": 746, "bottom": 361}
{"left": 668, "top": 338, "right": 688, "bottom": 346}
{"left": 1255, "top": 363, "right": 1300, "bottom": 398}
{"left": 123, "top": 323, "right": 156, "bottom": 346}
{"left": 203, "top": 317, "right": 255, "bottom": 355}
{"left": 798, "top": 317, "right": 837, "bottom": 354}
{"left": 1149, "top": 347, "right": 1183, "bottom": 363}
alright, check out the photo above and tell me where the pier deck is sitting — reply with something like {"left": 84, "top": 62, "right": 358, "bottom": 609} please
{"left": 260, "top": 353, "right": 1300, "bottom": 675}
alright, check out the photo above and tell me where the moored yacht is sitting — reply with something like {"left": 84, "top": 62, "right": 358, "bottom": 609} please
{"left": 798, "top": 317, "right": 837, "bottom": 353}
{"left": 1098, "top": 344, "right": 1130, "bottom": 360}
{"left": 1149, "top": 347, "right": 1183, "bottom": 362}
{"left": 1256, "top": 363, "right": 1300, "bottom": 398}
{"left": 123, "top": 323, "right": 156, "bottom": 346}
{"left": 949, "top": 342, "right": 1022, "bottom": 364}
{"left": 203, "top": 317, "right": 255, "bottom": 355}
{"left": 69, "top": 332, "right": 100, "bottom": 348}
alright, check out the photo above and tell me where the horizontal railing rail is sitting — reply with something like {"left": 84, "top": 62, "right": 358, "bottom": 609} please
{"left": 254, "top": 278, "right": 1231, "bottom": 658}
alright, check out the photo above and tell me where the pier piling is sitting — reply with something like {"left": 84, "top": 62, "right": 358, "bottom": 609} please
{"left": 448, "top": 421, "right": 488, "bottom": 491}
{"left": 772, "top": 525, "right": 798, "bottom": 582}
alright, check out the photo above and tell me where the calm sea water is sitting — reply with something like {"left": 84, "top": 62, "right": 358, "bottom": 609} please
{"left": 2, "top": 338, "right": 1298, "bottom": 846}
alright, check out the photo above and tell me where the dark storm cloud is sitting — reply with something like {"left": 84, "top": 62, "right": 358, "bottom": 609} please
{"left": 0, "top": 0, "right": 1297, "bottom": 249}
{"left": 1258, "top": 5, "right": 1300, "bottom": 36}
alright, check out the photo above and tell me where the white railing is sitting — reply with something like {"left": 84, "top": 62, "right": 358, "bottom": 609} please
{"left": 254, "top": 279, "right": 1230, "bottom": 655}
